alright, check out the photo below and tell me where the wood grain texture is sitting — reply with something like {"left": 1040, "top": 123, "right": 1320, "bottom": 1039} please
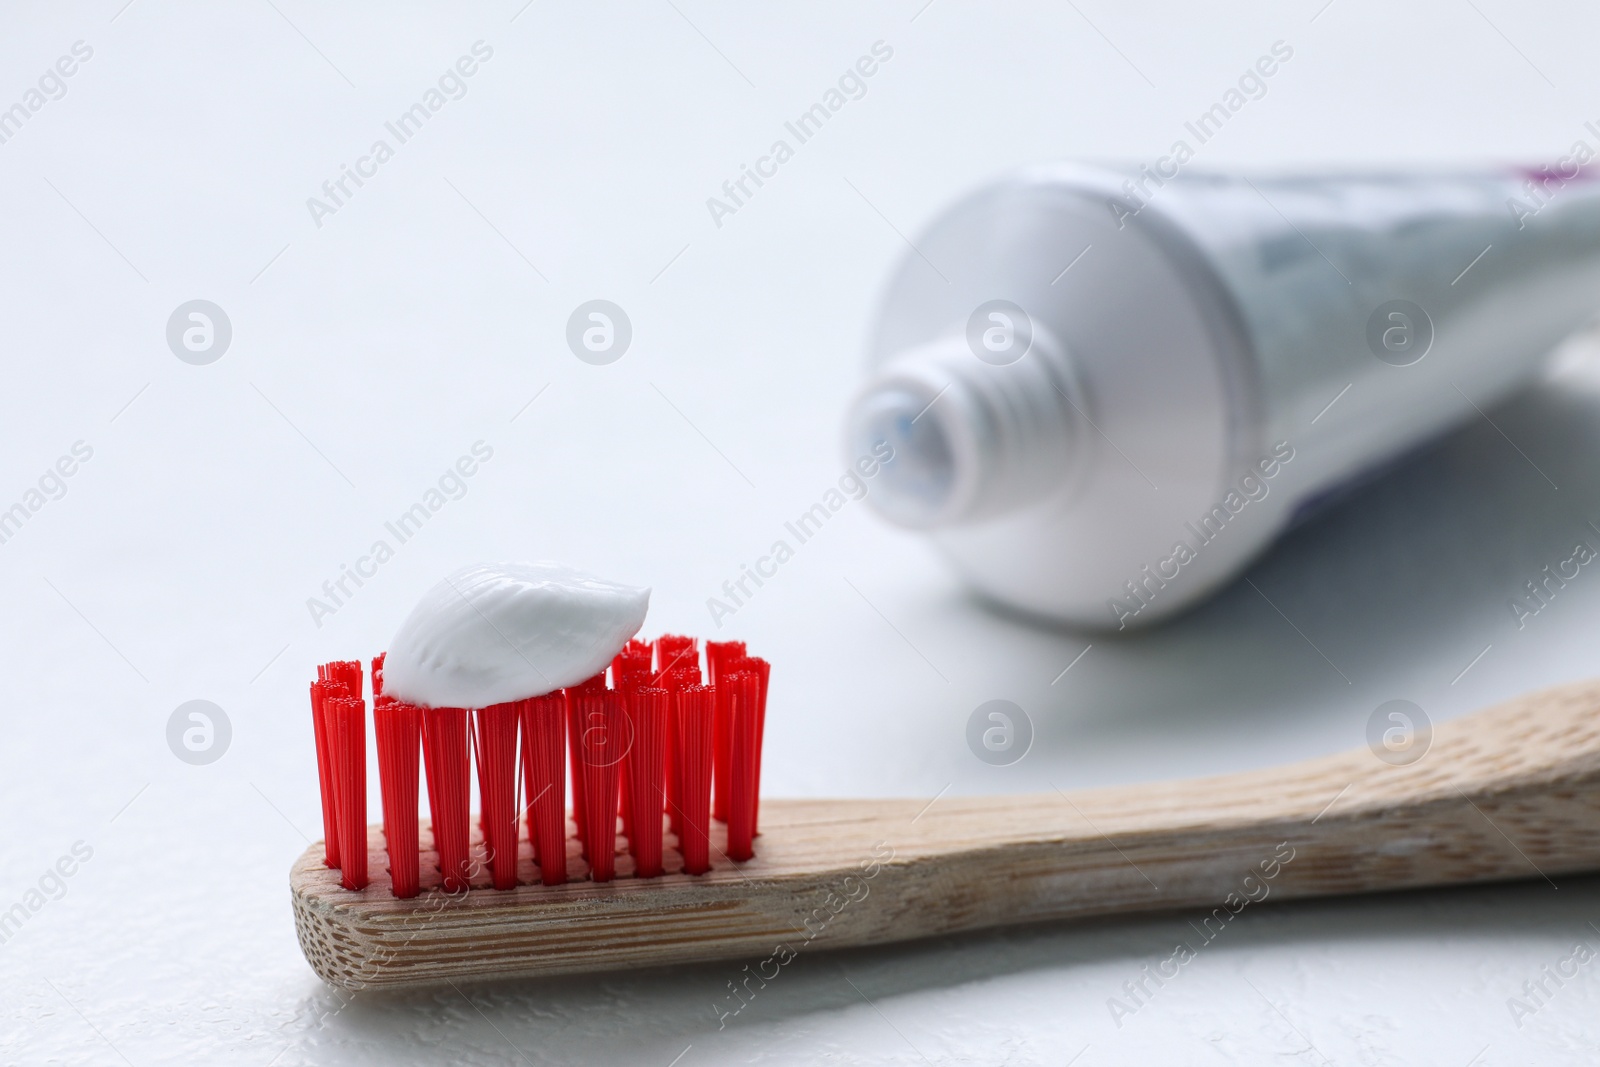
{"left": 292, "top": 679, "right": 1600, "bottom": 989}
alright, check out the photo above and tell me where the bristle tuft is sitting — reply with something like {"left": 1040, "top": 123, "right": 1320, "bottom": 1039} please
{"left": 674, "top": 684, "right": 715, "bottom": 875}
{"left": 573, "top": 690, "right": 624, "bottom": 881}
{"left": 612, "top": 645, "right": 652, "bottom": 692}
{"left": 318, "top": 659, "right": 364, "bottom": 700}
{"left": 421, "top": 706, "right": 471, "bottom": 893}
{"left": 519, "top": 694, "right": 568, "bottom": 885}
{"left": 707, "top": 642, "right": 746, "bottom": 823}
{"left": 310, "top": 679, "right": 344, "bottom": 869}
{"left": 626, "top": 687, "right": 669, "bottom": 877}
{"left": 374, "top": 698, "right": 421, "bottom": 897}
{"left": 747, "top": 656, "right": 770, "bottom": 834}
{"left": 474, "top": 703, "right": 521, "bottom": 891}
{"left": 653, "top": 635, "right": 699, "bottom": 684}
{"left": 328, "top": 693, "right": 369, "bottom": 890}
{"left": 724, "top": 671, "right": 761, "bottom": 861}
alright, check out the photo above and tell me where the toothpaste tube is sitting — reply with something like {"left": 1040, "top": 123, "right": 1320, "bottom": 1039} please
{"left": 846, "top": 164, "right": 1600, "bottom": 628}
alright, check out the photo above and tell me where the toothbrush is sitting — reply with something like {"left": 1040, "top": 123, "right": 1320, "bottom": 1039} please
{"left": 296, "top": 634, "right": 771, "bottom": 975}
{"left": 293, "top": 671, "right": 1600, "bottom": 990}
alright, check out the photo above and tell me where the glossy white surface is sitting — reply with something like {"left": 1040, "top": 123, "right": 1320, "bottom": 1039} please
{"left": 4, "top": 2, "right": 1600, "bottom": 1065}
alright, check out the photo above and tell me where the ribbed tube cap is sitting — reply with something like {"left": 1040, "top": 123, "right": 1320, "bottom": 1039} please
{"left": 846, "top": 333, "right": 1081, "bottom": 529}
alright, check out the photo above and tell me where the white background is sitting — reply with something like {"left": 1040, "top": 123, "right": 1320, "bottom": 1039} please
{"left": 5, "top": 1, "right": 1600, "bottom": 1063}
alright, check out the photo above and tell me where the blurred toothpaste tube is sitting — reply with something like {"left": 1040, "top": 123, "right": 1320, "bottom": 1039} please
{"left": 846, "top": 164, "right": 1600, "bottom": 628}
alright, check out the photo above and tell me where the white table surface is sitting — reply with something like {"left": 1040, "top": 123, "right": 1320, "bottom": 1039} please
{"left": 6, "top": 1, "right": 1600, "bottom": 1063}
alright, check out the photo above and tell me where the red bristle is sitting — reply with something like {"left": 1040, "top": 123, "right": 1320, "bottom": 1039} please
{"left": 745, "top": 656, "right": 771, "bottom": 835}
{"left": 473, "top": 703, "right": 521, "bottom": 891}
{"left": 316, "top": 657, "right": 365, "bottom": 872}
{"left": 309, "top": 679, "right": 344, "bottom": 869}
{"left": 572, "top": 690, "right": 623, "bottom": 881}
{"left": 659, "top": 667, "right": 687, "bottom": 834}
{"left": 706, "top": 642, "right": 746, "bottom": 823}
{"left": 706, "top": 642, "right": 745, "bottom": 690}
{"left": 663, "top": 665, "right": 702, "bottom": 696}
{"left": 420, "top": 707, "right": 445, "bottom": 858}
{"left": 571, "top": 672, "right": 609, "bottom": 694}
{"left": 371, "top": 652, "right": 386, "bottom": 697}
{"left": 612, "top": 647, "right": 652, "bottom": 691}
{"left": 315, "top": 662, "right": 363, "bottom": 870}
{"left": 652, "top": 635, "right": 699, "bottom": 684}
{"left": 328, "top": 694, "right": 369, "bottom": 890}
{"left": 374, "top": 699, "right": 421, "bottom": 898}
{"left": 421, "top": 706, "right": 472, "bottom": 893}
{"left": 674, "top": 684, "right": 715, "bottom": 875}
{"left": 718, "top": 654, "right": 771, "bottom": 833}
{"left": 713, "top": 682, "right": 733, "bottom": 823}
{"left": 565, "top": 671, "right": 609, "bottom": 860}
{"left": 613, "top": 650, "right": 652, "bottom": 842}
{"left": 724, "top": 671, "right": 760, "bottom": 861}
{"left": 655, "top": 633, "right": 695, "bottom": 657}
{"left": 566, "top": 696, "right": 587, "bottom": 859}
{"left": 617, "top": 746, "right": 633, "bottom": 851}
{"left": 610, "top": 650, "right": 649, "bottom": 843}
{"left": 625, "top": 687, "right": 669, "bottom": 877}
{"left": 665, "top": 666, "right": 702, "bottom": 838}
{"left": 320, "top": 659, "right": 364, "bottom": 700}
{"left": 473, "top": 714, "right": 487, "bottom": 841}
{"left": 519, "top": 694, "right": 568, "bottom": 885}
{"left": 663, "top": 691, "right": 680, "bottom": 836}
{"left": 664, "top": 742, "right": 680, "bottom": 835}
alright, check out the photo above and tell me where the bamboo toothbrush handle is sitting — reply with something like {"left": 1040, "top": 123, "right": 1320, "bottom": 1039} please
{"left": 292, "top": 680, "right": 1600, "bottom": 989}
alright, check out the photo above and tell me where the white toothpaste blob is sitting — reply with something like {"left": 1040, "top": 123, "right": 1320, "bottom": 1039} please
{"left": 381, "top": 562, "right": 650, "bottom": 709}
